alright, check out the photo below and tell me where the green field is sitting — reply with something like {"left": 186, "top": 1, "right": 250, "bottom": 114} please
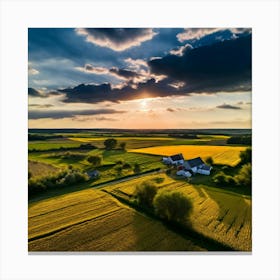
{"left": 130, "top": 145, "right": 247, "bottom": 166}
{"left": 104, "top": 174, "right": 252, "bottom": 251}
{"left": 29, "top": 188, "right": 205, "bottom": 251}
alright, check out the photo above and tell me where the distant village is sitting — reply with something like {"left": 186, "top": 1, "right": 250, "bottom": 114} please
{"left": 162, "top": 153, "right": 212, "bottom": 178}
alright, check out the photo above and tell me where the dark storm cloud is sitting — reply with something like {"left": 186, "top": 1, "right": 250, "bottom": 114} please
{"left": 29, "top": 104, "right": 54, "bottom": 108}
{"left": 59, "top": 78, "right": 182, "bottom": 104}
{"left": 109, "top": 67, "right": 141, "bottom": 80}
{"left": 75, "top": 28, "right": 157, "bottom": 51}
{"left": 56, "top": 35, "right": 251, "bottom": 104}
{"left": 148, "top": 34, "right": 252, "bottom": 93}
{"left": 28, "top": 108, "right": 126, "bottom": 119}
{"left": 216, "top": 104, "right": 242, "bottom": 110}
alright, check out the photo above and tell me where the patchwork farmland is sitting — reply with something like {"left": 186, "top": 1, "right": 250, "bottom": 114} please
{"left": 28, "top": 129, "right": 252, "bottom": 252}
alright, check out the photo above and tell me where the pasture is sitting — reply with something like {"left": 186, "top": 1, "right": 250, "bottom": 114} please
{"left": 104, "top": 173, "right": 252, "bottom": 251}
{"left": 29, "top": 188, "right": 205, "bottom": 251}
{"left": 130, "top": 145, "right": 247, "bottom": 166}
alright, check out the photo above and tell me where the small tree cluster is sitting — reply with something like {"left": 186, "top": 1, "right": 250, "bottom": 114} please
{"left": 104, "top": 138, "right": 117, "bottom": 150}
{"left": 133, "top": 180, "right": 193, "bottom": 225}
{"left": 87, "top": 155, "right": 102, "bottom": 167}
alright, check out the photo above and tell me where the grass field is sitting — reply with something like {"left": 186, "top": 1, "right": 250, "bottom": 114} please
{"left": 29, "top": 188, "right": 205, "bottom": 251}
{"left": 130, "top": 145, "right": 248, "bottom": 166}
{"left": 28, "top": 160, "right": 60, "bottom": 178}
{"left": 104, "top": 174, "right": 252, "bottom": 251}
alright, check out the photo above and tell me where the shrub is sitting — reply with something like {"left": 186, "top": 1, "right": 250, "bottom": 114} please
{"left": 153, "top": 191, "right": 193, "bottom": 223}
{"left": 122, "top": 163, "right": 131, "bottom": 169}
{"left": 119, "top": 142, "right": 126, "bottom": 151}
{"left": 134, "top": 181, "right": 157, "bottom": 209}
{"left": 87, "top": 155, "right": 102, "bottom": 167}
{"left": 213, "top": 172, "right": 236, "bottom": 187}
{"left": 239, "top": 148, "right": 252, "bottom": 165}
{"left": 133, "top": 163, "right": 141, "bottom": 174}
{"left": 235, "top": 163, "right": 252, "bottom": 188}
{"left": 28, "top": 169, "right": 89, "bottom": 195}
{"left": 104, "top": 138, "right": 117, "bottom": 150}
{"left": 205, "top": 156, "right": 214, "bottom": 165}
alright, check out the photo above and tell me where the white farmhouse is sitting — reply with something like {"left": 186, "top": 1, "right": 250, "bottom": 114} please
{"left": 183, "top": 157, "right": 212, "bottom": 175}
{"left": 162, "top": 153, "right": 184, "bottom": 165}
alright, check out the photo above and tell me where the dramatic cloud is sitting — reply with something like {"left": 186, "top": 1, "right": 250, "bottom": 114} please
{"left": 149, "top": 34, "right": 252, "bottom": 93}
{"left": 169, "top": 44, "right": 193, "bottom": 56}
{"left": 216, "top": 103, "right": 242, "bottom": 110}
{"left": 177, "top": 28, "right": 251, "bottom": 42}
{"left": 75, "top": 28, "right": 157, "bottom": 51}
{"left": 124, "top": 58, "right": 148, "bottom": 70}
{"left": 28, "top": 108, "right": 126, "bottom": 119}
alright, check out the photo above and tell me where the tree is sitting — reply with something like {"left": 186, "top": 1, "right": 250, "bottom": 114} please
{"left": 134, "top": 181, "right": 157, "bottom": 209}
{"left": 235, "top": 163, "right": 252, "bottom": 188}
{"left": 153, "top": 191, "right": 193, "bottom": 223}
{"left": 120, "top": 142, "right": 126, "bottom": 151}
{"left": 239, "top": 148, "right": 252, "bottom": 165}
{"left": 133, "top": 163, "right": 141, "bottom": 174}
{"left": 87, "top": 155, "right": 102, "bottom": 167}
{"left": 104, "top": 138, "right": 117, "bottom": 150}
{"left": 205, "top": 156, "right": 214, "bottom": 165}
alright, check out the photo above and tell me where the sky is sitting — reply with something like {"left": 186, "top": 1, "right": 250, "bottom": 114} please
{"left": 28, "top": 28, "right": 252, "bottom": 129}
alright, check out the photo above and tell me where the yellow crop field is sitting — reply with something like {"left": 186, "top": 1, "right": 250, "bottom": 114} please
{"left": 29, "top": 188, "right": 205, "bottom": 251}
{"left": 105, "top": 174, "right": 252, "bottom": 251}
{"left": 130, "top": 145, "right": 248, "bottom": 166}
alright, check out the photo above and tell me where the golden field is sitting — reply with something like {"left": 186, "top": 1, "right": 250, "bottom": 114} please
{"left": 104, "top": 174, "right": 252, "bottom": 251}
{"left": 29, "top": 188, "right": 205, "bottom": 251}
{"left": 129, "top": 145, "right": 248, "bottom": 166}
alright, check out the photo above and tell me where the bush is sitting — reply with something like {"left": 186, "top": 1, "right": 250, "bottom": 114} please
{"left": 239, "top": 148, "right": 252, "bottom": 165}
{"left": 153, "top": 191, "right": 193, "bottom": 223}
{"left": 134, "top": 181, "right": 157, "bottom": 209}
{"left": 235, "top": 163, "right": 252, "bottom": 188}
{"left": 122, "top": 163, "right": 131, "bottom": 169}
{"left": 104, "top": 138, "right": 117, "bottom": 150}
{"left": 133, "top": 163, "right": 141, "bottom": 174}
{"left": 119, "top": 142, "right": 126, "bottom": 151}
{"left": 205, "top": 156, "right": 214, "bottom": 165}
{"left": 28, "top": 169, "right": 89, "bottom": 195}
{"left": 87, "top": 155, "right": 102, "bottom": 167}
{"left": 152, "top": 177, "right": 165, "bottom": 184}
{"left": 213, "top": 172, "right": 236, "bottom": 187}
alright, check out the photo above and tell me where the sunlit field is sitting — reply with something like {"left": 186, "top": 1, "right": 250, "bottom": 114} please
{"left": 130, "top": 145, "right": 248, "bottom": 166}
{"left": 29, "top": 188, "right": 205, "bottom": 251}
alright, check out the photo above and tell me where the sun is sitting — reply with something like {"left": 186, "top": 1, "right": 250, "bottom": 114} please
{"left": 139, "top": 98, "right": 149, "bottom": 111}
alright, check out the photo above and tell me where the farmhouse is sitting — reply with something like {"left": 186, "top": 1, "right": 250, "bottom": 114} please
{"left": 162, "top": 153, "right": 184, "bottom": 165}
{"left": 183, "top": 157, "right": 212, "bottom": 175}
{"left": 163, "top": 154, "right": 212, "bottom": 177}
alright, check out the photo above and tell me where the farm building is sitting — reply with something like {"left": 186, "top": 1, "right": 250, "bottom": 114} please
{"left": 87, "top": 170, "right": 100, "bottom": 179}
{"left": 183, "top": 157, "right": 212, "bottom": 175}
{"left": 176, "top": 170, "right": 192, "bottom": 178}
{"left": 162, "top": 153, "right": 184, "bottom": 165}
